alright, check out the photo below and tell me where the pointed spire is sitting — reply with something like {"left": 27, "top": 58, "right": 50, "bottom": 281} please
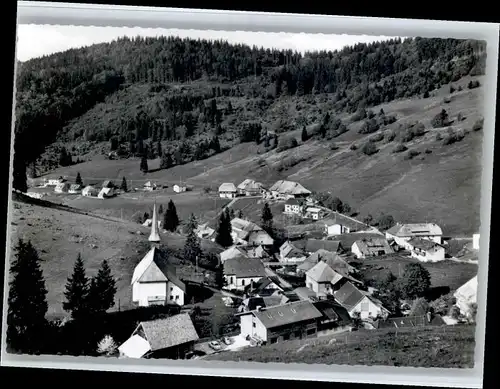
{"left": 149, "top": 199, "right": 161, "bottom": 243}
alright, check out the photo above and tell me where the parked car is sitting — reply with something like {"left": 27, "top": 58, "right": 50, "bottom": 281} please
{"left": 209, "top": 340, "right": 222, "bottom": 351}
{"left": 222, "top": 336, "right": 233, "bottom": 345}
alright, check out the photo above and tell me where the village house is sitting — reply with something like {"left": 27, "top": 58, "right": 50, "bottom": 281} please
{"left": 82, "top": 185, "right": 98, "bottom": 197}
{"left": 238, "top": 300, "right": 323, "bottom": 344}
{"left": 237, "top": 179, "right": 264, "bottom": 196}
{"left": 98, "top": 186, "right": 115, "bottom": 199}
{"left": 230, "top": 218, "right": 274, "bottom": 247}
{"left": 219, "top": 182, "right": 238, "bottom": 199}
{"left": 101, "top": 180, "right": 114, "bottom": 189}
{"left": 195, "top": 223, "right": 215, "bottom": 240}
{"left": 284, "top": 198, "right": 303, "bottom": 215}
{"left": 385, "top": 223, "right": 443, "bottom": 249}
{"left": 472, "top": 233, "right": 480, "bottom": 250}
{"left": 313, "top": 300, "right": 353, "bottom": 336}
{"left": 324, "top": 219, "right": 350, "bottom": 236}
{"left": 351, "top": 237, "right": 394, "bottom": 259}
{"left": 173, "top": 184, "right": 187, "bottom": 193}
{"left": 243, "top": 244, "right": 271, "bottom": 260}
{"left": 304, "top": 207, "right": 325, "bottom": 220}
{"left": 293, "top": 239, "right": 344, "bottom": 255}
{"left": 44, "top": 176, "right": 66, "bottom": 186}
{"left": 333, "top": 281, "right": 390, "bottom": 320}
{"left": 54, "top": 182, "right": 70, "bottom": 193}
{"left": 293, "top": 287, "right": 319, "bottom": 302}
{"left": 244, "top": 277, "right": 285, "bottom": 297}
{"left": 297, "top": 249, "right": 355, "bottom": 276}
{"left": 454, "top": 275, "right": 477, "bottom": 319}
{"left": 117, "top": 313, "right": 199, "bottom": 359}
{"left": 220, "top": 245, "right": 248, "bottom": 263}
{"left": 223, "top": 257, "right": 266, "bottom": 291}
{"left": 278, "top": 241, "right": 307, "bottom": 264}
{"left": 265, "top": 180, "right": 312, "bottom": 200}
{"left": 305, "top": 261, "right": 345, "bottom": 297}
{"left": 68, "top": 184, "right": 82, "bottom": 194}
{"left": 238, "top": 295, "right": 288, "bottom": 314}
{"left": 143, "top": 181, "right": 158, "bottom": 191}
{"left": 407, "top": 238, "right": 446, "bottom": 262}
{"left": 131, "top": 205, "right": 186, "bottom": 306}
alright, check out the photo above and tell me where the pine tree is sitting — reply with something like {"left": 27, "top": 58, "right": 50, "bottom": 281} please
{"left": 63, "top": 254, "right": 90, "bottom": 320}
{"left": 158, "top": 204, "right": 164, "bottom": 214}
{"left": 120, "top": 176, "right": 128, "bottom": 192}
{"left": 215, "top": 209, "right": 233, "bottom": 248}
{"left": 7, "top": 239, "right": 48, "bottom": 353}
{"left": 261, "top": 202, "right": 274, "bottom": 234}
{"left": 140, "top": 155, "right": 148, "bottom": 173}
{"left": 88, "top": 260, "right": 116, "bottom": 315}
{"left": 183, "top": 213, "right": 201, "bottom": 263}
{"left": 75, "top": 172, "right": 83, "bottom": 186}
{"left": 163, "top": 200, "right": 180, "bottom": 232}
{"left": 160, "top": 151, "right": 173, "bottom": 169}
{"left": 301, "top": 126, "right": 308, "bottom": 142}
{"left": 12, "top": 153, "right": 28, "bottom": 193}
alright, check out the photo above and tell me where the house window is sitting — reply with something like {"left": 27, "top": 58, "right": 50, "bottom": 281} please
{"left": 307, "top": 328, "right": 316, "bottom": 336}
{"left": 170, "top": 287, "right": 173, "bottom": 292}
{"left": 242, "top": 279, "right": 246, "bottom": 286}
{"left": 361, "top": 301, "right": 369, "bottom": 312}
{"left": 170, "top": 296, "right": 174, "bottom": 301}
{"left": 175, "top": 295, "right": 179, "bottom": 300}
{"left": 253, "top": 322, "right": 256, "bottom": 328}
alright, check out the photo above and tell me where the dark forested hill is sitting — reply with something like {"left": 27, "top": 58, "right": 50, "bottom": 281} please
{"left": 12, "top": 36, "right": 486, "bottom": 191}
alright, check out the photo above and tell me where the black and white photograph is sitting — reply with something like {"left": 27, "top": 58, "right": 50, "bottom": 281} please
{"left": 2, "top": 1, "right": 498, "bottom": 385}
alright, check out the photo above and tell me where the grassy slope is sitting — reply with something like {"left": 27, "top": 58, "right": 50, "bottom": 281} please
{"left": 44, "top": 76, "right": 484, "bottom": 236}
{"left": 9, "top": 196, "right": 223, "bottom": 318}
{"left": 205, "top": 324, "right": 476, "bottom": 368}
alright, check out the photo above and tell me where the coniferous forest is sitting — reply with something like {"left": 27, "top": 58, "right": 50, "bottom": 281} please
{"left": 13, "top": 36, "right": 486, "bottom": 191}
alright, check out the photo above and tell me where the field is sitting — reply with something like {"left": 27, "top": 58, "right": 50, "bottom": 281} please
{"left": 8, "top": 194, "right": 223, "bottom": 318}
{"left": 44, "top": 76, "right": 485, "bottom": 236}
{"left": 205, "top": 324, "right": 476, "bottom": 368}
{"left": 358, "top": 255, "right": 478, "bottom": 292}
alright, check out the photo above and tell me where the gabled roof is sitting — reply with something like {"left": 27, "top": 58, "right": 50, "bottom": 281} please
{"left": 333, "top": 282, "right": 367, "bottom": 310}
{"left": 322, "top": 212, "right": 369, "bottom": 231}
{"left": 353, "top": 237, "right": 393, "bottom": 255}
{"left": 294, "top": 239, "right": 342, "bottom": 254}
{"left": 131, "top": 247, "right": 185, "bottom": 292}
{"left": 386, "top": 223, "right": 443, "bottom": 237}
{"left": 252, "top": 300, "right": 323, "bottom": 329}
{"left": 285, "top": 198, "right": 301, "bottom": 206}
{"left": 69, "top": 184, "right": 81, "bottom": 191}
{"left": 139, "top": 313, "right": 199, "bottom": 351}
{"left": 454, "top": 275, "right": 477, "bottom": 301}
{"left": 300, "top": 249, "right": 355, "bottom": 275}
{"left": 237, "top": 179, "right": 263, "bottom": 191}
{"left": 280, "top": 241, "right": 306, "bottom": 258}
{"left": 306, "top": 261, "right": 344, "bottom": 284}
{"left": 293, "top": 287, "right": 317, "bottom": 301}
{"left": 407, "top": 237, "right": 443, "bottom": 252}
{"left": 247, "top": 230, "right": 274, "bottom": 246}
{"left": 118, "top": 334, "right": 151, "bottom": 358}
{"left": 223, "top": 257, "right": 266, "bottom": 278}
{"left": 313, "top": 300, "right": 352, "bottom": 324}
{"left": 219, "top": 182, "right": 237, "bottom": 192}
{"left": 269, "top": 180, "right": 311, "bottom": 195}
{"left": 102, "top": 180, "right": 113, "bottom": 188}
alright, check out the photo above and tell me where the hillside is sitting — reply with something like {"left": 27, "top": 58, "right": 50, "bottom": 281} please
{"left": 206, "top": 324, "right": 476, "bottom": 368}
{"left": 8, "top": 193, "right": 223, "bottom": 318}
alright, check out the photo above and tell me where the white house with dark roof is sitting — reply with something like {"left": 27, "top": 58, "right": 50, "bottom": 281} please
{"left": 407, "top": 238, "right": 446, "bottom": 262}
{"left": 237, "top": 179, "right": 264, "bottom": 196}
{"left": 68, "top": 184, "right": 82, "bottom": 194}
{"left": 265, "top": 180, "right": 312, "bottom": 200}
{"left": 385, "top": 223, "right": 443, "bottom": 249}
{"left": 284, "top": 198, "right": 303, "bottom": 215}
{"left": 54, "top": 182, "right": 70, "bottom": 193}
{"left": 304, "top": 207, "right": 324, "bottom": 220}
{"left": 82, "top": 185, "right": 98, "bottom": 197}
{"left": 278, "top": 241, "right": 307, "bottom": 264}
{"left": 223, "top": 257, "right": 266, "bottom": 291}
{"left": 238, "top": 300, "right": 323, "bottom": 344}
{"left": 305, "top": 261, "right": 345, "bottom": 297}
{"left": 118, "top": 313, "right": 199, "bottom": 359}
{"left": 98, "top": 187, "right": 115, "bottom": 199}
{"left": 333, "top": 281, "right": 389, "bottom": 320}
{"left": 219, "top": 182, "right": 238, "bottom": 198}
{"left": 351, "top": 237, "right": 394, "bottom": 259}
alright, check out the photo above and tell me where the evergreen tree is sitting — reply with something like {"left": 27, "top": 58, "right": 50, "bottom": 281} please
{"left": 63, "top": 254, "right": 90, "bottom": 320}
{"left": 183, "top": 213, "right": 201, "bottom": 263}
{"left": 156, "top": 140, "right": 162, "bottom": 158}
{"left": 163, "top": 200, "right": 180, "bottom": 232}
{"left": 215, "top": 209, "right": 233, "bottom": 248}
{"left": 75, "top": 172, "right": 83, "bottom": 186}
{"left": 261, "top": 202, "right": 274, "bottom": 234}
{"left": 301, "top": 126, "right": 308, "bottom": 142}
{"left": 140, "top": 155, "right": 148, "bottom": 173}
{"left": 120, "top": 176, "right": 128, "bottom": 192}
{"left": 12, "top": 153, "right": 28, "bottom": 193}
{"left": 7, "top": 239, "right": 48, "bottom": 354}
{"left": 30, "top": 161, "right": 37, "bottom": 179}
{"left": 158, "top": 204, "right": 164, "bottom": 214}
{"left": 160, "top": 151, "right": 173, "bottom": 169}
{"left": 88, "top": 260, "right": 116, "bottom": 315}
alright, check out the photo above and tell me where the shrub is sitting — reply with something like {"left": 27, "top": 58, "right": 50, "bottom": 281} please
{"left": 409, "top": 297, "right": 430, "bottom": 316}
{"left": 467, "top": 80, "right": 480, "bottom": 89}
{"left": 431, "top": 109, "right": 450, "bottom": 128}
{"left": 385, "top": 131, "right": 396, "bottom": 143}
{"left": 400, "top": 122, "right": 426, "bottom": 142}
{"left": 361, "top": 142, "right": 378, "bottom": 156}
{"left": 442, "top": 96, "right": 451, "bottom": 104}
{"left": 376, "top": 214, "right": 395, "bottom": 230}
{"left": 350, "top": 144, "right": 358, "bottom": 151}
{"left": 392, "top": 143, "right": 408, "bottom": 153}
{"left": 449, "top": 85, "right": 456, "bottom": 93}
{"left": 472, "top": 118, "right": 484, "bottom": 131}
{"left": 276, "top": 137, "right": 298, "bottom": 152}
{"left": 423, "top": 91, "right": 430, "bottom": 98}
{"left": 449, "top": 305, "right": 461, "bottom": 320}
{"left": 97, "top": 335, "right": 117, "bottom": 356}
{"left": 435, "top": 133, "right": 443, "bottom": 141}
{"left": 330, "top": 143, "right": 339, "bottom": 150}
{"left": 425, "top": 148, "right": 432, "bottom": 154}
{"left": 371, "top": 133, "right": 385, "bottom": 143}
{"left": 457, "top": 112, "right": 465, "bottom": 122}
{"left": 458, "top": 85, "right": 463, "bottom": 91}
{"left": 358, "top": 118, "right": 380, "bottom": 134}
{"left": 443, "top": 130, "right": 465, "bottom": 146}
{"left": 351, "top": 107, "right": 367, "bottom": 122}
{"left": 404, "top": 150, "right": 421, "bottom": 160}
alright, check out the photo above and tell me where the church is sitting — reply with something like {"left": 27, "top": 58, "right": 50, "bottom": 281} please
{"left": 131, "top": 203, "right": 186, "bottom": 307}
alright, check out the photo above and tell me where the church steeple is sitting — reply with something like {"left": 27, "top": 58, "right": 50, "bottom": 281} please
{"left": 148, "top": 200, "right": 161, "bottom": 244}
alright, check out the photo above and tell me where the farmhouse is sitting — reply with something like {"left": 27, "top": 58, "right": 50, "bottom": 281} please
{"left": 223, "top": 257, "right": 266, "bottom": 291}
{"left": 101, "top": 180, "right": 114, "bottom": 189}
{"left": 82, "top": 185, "right": 98, "bottom": 197}
{"left": 144, "top": 181, "right": 157, "bottom": 191}
{"left": 385, "top": 223, "right": 443, "bottom": 249}
{"left": 293, "top": 239, "right": 343, "bottom": 255}
{"left": 98, "top": 187, "right": 115, "bottom": 199}
{"left": 279, "top": 241, "right": 307, "bottom": 264}
{"left": 219, "top": 182, "right": 238, "bottom": 198}
{"left": 265, "top": 180, "right": 312, "bottom": 200}
{"left": 173, "top": 184, "right": 187, "bottom": 193}
{"left": 351, "top": 237, "right": 394, "bottom": 259}
{"left": 237, "top": 179, "right": 264, "bottom": 196}
{"left": 68, "top": 184, "right": 82, "bottom": 194}
{"left": 238, "top": 300, "right": 323, "bottom": 344}
{"left": 407, "top": 238, "right": 446, "bottom": 262}
{"left": 284, "top": 198, "right": 303, "bottom": 215}
{"left": 304, "top": 207, "right": 325, "bottom": 220}
{"left": 54, "top": 182, "right": 70, "bottom": 193}
{"left": 454, "top": 275, "right": 477, "bottom": 319}
{"left": 333, "top": 281, "right": 389, "bottom": 320}
{"left": 118, "top": 314, "right": 199, "bottom": 359}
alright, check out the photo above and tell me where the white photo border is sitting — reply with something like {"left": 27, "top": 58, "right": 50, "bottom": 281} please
{"left": 3, "top": 2, "right": 499, "bottom": 388}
